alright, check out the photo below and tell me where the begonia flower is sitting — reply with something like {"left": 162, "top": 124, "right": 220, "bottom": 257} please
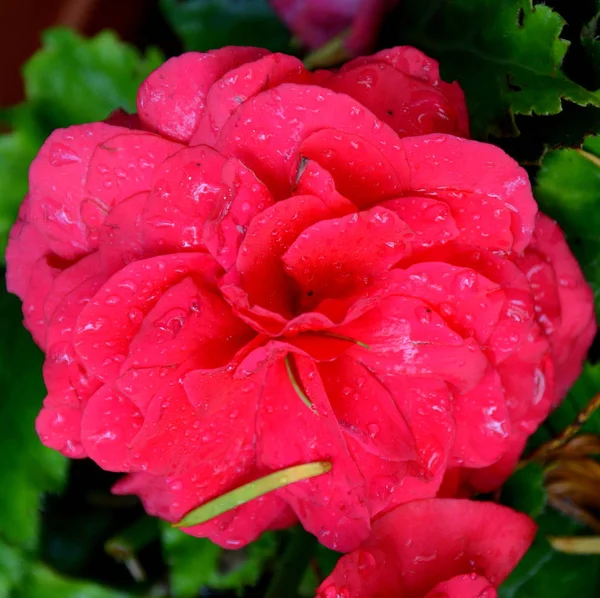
{"left": 6, "top": 46, "right": 594, "bottom": 552}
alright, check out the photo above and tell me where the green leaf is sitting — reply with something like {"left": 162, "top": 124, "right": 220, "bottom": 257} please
{"left": 581, "top": 1, "right": 600, "bottom": 86}
{"left": 160, "top": 0, "right": 292, "bottom": 53}
{"left": 0, "top": 541, "right": 136, "bottom": 598}
{"left": 0, "top": 28, "right": 164, "bottom": 261}
{"left": 18, "top": 564, "right": 133, "bottom": 598}
{"left": 499, "top": 510, "right": 600, "bottom": 598}
{"left": 23, "top": 28, "right": 163, "bottom": 128}
{"left": 545, "top": 362, "right": 600, "bottom": 436}
{"left": 0, "top": 287, "right": 67, "bottom": 550}
{"left": 393, "top": 0, "right": 600, "bottom": 138}
{"left": 0, "top": 542, "right": 27, "bottom": 597}
{"left": 162, "top": 524, "right": 277, "bottom": 597}
{"left": 298, "top": 543, "right": 340, "bottom": 597}
{"left": 501, "top": 462, "right": 547, "bottom": 518}
{"left": 534, "top": 135, "right": 600, "bottom": 313}
{"left": 0, "top": 129, "right": 38, "bottom": 257}
{"left": 264, "top": 528, "right": 317, "bottom": 598}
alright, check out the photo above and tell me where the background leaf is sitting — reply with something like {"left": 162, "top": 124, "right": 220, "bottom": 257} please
{"left": 0, "top": 28, "right": 164, "bottom": 261}
{"left": 0, "top": 287, "right": 67, "bottom": 551}
{"left": 499, "top": 511, "right": 600, "bottom": 598}
{"left": 160, "top": 0, "right": 292, "bottom": 53}
{"left": 162, "top": 524, "right": 277, "bottom": 597}
{"left": 501, "top": 462, "right": 547, "bottom": 518}
{"left": 534, "top": 134, "right": 600, "bottom": 312}
{"left": 23, "top": 28, "right": 163, "bottom": 128}
{"left": 390, "top": 0, "right": 600, "bottom": 138}
{"left": 0, "top": 127, "right": 38, "bottom": 257}
{"left": 544, "top": 363, "right": 600, "bottom": 436}
{"left": 16, "top": 564, "right": 134, "bottom": 598}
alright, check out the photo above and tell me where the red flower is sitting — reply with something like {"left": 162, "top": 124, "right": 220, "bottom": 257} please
{"left": 317, "top": 499, "right": 536, "bottom": 598}
{"left": 270, "top": 0, "right": 400, "bottom": 55}
{"left": 6, "top": 46, "right": 594, "bottom": 551}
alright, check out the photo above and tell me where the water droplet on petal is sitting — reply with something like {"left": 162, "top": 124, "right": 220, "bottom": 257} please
{"left": 49, "top": 143, "right": 81, "bottom": 166}
{"left": 453, "top": 270, "right": 476, "bottom": 293}
{"left": 128, "top": 308, "right": 143, "bottom": 323}
{"left": 415, "top": 306, "right": 432, "bottom": 324}
{"left": 169, "top": 480, "right": 183, "bottom": 492}
{"left": 367, "top": 423, "right": 379, "bottom": 438}
{"left": 440, "top": 303, "right": 454, "bottom": 317}
{"left": 356, "top": 550, "right": 376, "bottom": 577}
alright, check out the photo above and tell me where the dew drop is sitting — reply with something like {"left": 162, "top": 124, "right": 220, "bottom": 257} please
{"left": 559, "top": 276, "right": 576, "bottom": 288}
{"left": 49, "top": 142, "right": 81, "bottom": 166}
{"left": 356, "top": 550, "right": 376, "bottom": 577}
{"left": 106, "top": 294, "right": 121, "bottom": 306}
{"left": 415, "top": 306, "right": 432, "bottom": 324}
{"left": 128, "top": 308, "right": 143, "bottom": 323}
{"left": 169, "top": 480, "right": 183, "bottom": 492}
{"left": 440, "top": 303, "right": 454, "bottom": 317}
{"left": 453, "top": 270, "right": 476, "bottom": 293}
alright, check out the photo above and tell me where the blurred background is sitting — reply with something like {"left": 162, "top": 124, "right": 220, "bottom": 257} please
{"left": 1, "top": 0, "right": 176, "bottom": 108}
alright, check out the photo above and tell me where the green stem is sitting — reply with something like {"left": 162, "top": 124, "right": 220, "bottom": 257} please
{"left": 174, "top": 462, "right": 331, "bottom": 528}
{"left": 105, "top": 516, "right": 160, "bottom": 581}
{"left": 285, "top": 354, "right": 318, "bottom": 414}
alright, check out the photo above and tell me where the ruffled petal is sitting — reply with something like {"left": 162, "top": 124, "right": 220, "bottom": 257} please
{"left": 338, "top": 295, "right": 488, "bottom": 392}
{"left": 137, "top": 47, "right": 268, "bottom": 142}
{"left": 425, "top": 574, "right": 497, "bottom": 598}
{"left": 83, "top": 132, "right": 181, "bottom": 232}
{"left": 191, "top": 53, "right": 310, "bottom": 145}
{"left": 256, "top": 356, "right": 371, "bottom": 551}
{"left": 317, "top": 499, "right": 536, "bottom": 598}
{"left": 80, "top": 383, "right": 144, "bottom": 470}
{"left": 141, "top": 145, "right": 228, "bottom": 253}
{"left": 216, "top": 84, "right": 408, "bottom": 199}
{"left": 74, "top": 253, "right": 222, "bottom": 381}
{"left": 234, "top": 193, "right": 354, "bottom": 317}
{"left": 321, "top": 46, "right": 469, "bottom": 138}
{"left": 5, "top": 195, "right": 51, "bottom": 300}
{"left": 298, "top": 129, "right": 403, "bottom": 207}
{"left": 283, "top": 207, "right": 413, "bottom": 303}
{"left": 520, "top": 214, "right": 596, "bottom": 400}
{"left": 381, "top": 196, "right": 460, "bottom": 251}
{"left": 450, "top": 367, "right": 510, "bottom": 469}
{"left": 319, "top": 355, "right": 416, "bottom": 462}
{"left": 203, "top": 158, "right": 275, "bottom": 270}
{"left": 27, "top": 123, "right": 131, "bottom": 259}
{"left": 399, "top": 134, "right": 537, "bottom": 252}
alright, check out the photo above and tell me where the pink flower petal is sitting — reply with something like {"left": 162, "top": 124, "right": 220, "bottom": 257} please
{"left": 318, "top": 499, "right": 536, "bottom": 597}
{"left": 283, "top": 207, "right": 413, "bottom": 302}
{"left": 216, "top": 84, "right": 407, "bottom": 199}
{"left": 74, "top": 253, "right": 221, "bottom": 381}
{"left": 137, "top": 47, "right": 268, "bottom": 142}
{"left": 399, "top": 134, "right": 537, "bottom": 252}
{"left": 191, "top": 53, "right": 310, "bottom": 145}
